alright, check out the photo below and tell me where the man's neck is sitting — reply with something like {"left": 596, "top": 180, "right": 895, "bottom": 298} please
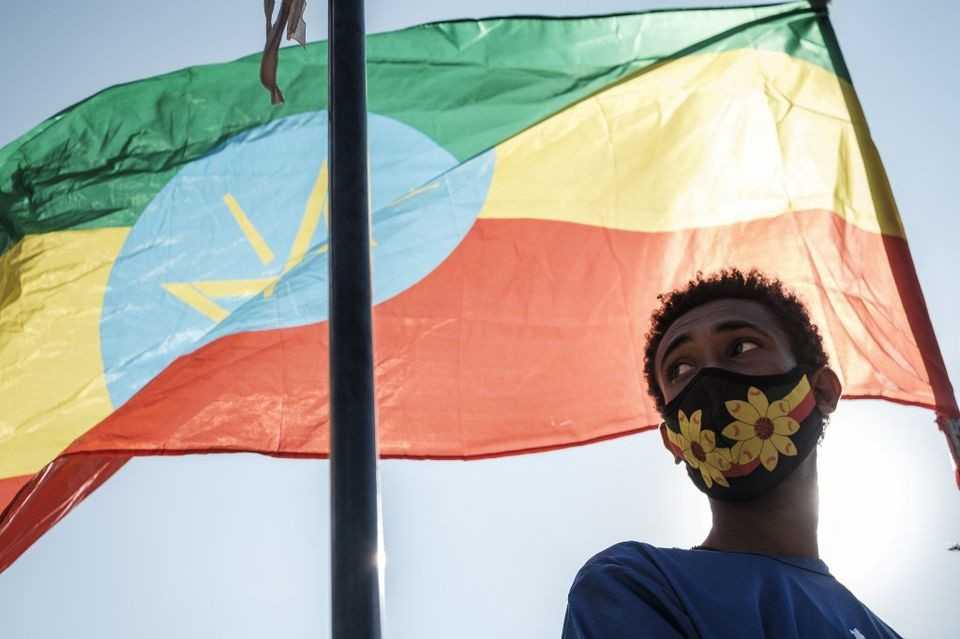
{"left": 700, "top": 451, "right": 820, "bottom": 558}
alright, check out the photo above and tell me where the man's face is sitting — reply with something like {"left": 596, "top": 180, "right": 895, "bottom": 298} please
{"left": 654, "top": 298, "right": 797, "bottom": 405}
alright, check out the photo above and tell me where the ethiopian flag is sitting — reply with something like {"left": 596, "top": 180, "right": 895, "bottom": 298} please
{"left": 1, "top": 1, "right": 957, "bottom": 571}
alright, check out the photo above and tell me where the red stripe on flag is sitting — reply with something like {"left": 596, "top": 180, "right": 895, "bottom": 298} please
{"left": 62, "top": 209, "right": 954, "bottom": 460}
{"left": 0, "top": 475, "right": 31, "bottom": 514}
{"left": 0, "top": 455, "right": 128, "bottom": 573}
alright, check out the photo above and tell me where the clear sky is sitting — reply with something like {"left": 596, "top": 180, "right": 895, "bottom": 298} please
{"left": 1, "top": 1, "right": 958, "bottom": 638}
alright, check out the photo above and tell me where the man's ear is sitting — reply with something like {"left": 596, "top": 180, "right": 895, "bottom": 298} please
{"left": 809, "top": 366, "right": 842, "bottom": 415}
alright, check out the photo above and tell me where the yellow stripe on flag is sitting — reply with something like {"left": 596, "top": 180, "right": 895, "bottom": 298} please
{"left": 0, "top": 229, "right": 127, "bottom": 478}
{"left": 478, "top": 49, "right": 904, "bottom": 237}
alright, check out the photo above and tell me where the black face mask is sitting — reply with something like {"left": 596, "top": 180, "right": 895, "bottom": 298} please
{"left": 660, "top": 366, "right": 823, "bottom": 501}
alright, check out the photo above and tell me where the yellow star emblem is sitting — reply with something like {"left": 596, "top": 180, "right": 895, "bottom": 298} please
{"left": 162, "top": 162, "right": 335, "bottom": 322}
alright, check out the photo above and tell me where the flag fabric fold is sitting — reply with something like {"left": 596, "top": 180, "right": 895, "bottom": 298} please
{"left": 1, "top": 0, "right": 957, "bottom": 573}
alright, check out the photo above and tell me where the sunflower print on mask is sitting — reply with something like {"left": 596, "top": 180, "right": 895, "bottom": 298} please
{"left": 670, "top": 409, "right": 733, "bottom": 488}
{"left": 721, "top": 386, "right": 800, "bottom": 471}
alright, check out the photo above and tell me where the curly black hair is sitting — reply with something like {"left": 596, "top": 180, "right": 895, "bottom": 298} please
{"left": 642, "top": 268, "right": 829, "bottom": 413}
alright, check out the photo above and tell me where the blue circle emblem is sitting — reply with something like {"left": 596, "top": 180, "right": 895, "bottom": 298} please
{"left": 100, "top": 111, "right": 494, "bottom": 408}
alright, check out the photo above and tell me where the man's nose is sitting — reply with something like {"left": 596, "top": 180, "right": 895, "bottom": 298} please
{"left": 699, "top": 346, "right": 723, "bottom": 370}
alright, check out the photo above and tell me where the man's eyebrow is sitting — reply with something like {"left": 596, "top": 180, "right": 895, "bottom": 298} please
{"left": 659, "top": 333, "right": 692, "bottom": 366}
{"left": 714, "top": 320, "right": 763, "bottom": 333}
{"left": 659, "top": 320, "right": 771, "bottom": 368}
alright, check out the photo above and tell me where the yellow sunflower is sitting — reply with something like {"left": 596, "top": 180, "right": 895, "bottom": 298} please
{"left": 721, "top": 386, "right": 800, "bottom": 471}
{"left": 674, "top": 409, "right": 733, "bottom": 489}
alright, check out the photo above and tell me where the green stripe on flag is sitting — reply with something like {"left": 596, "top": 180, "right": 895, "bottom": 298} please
{"left": 0, "top": 1, "right": 839, "bottom": 255}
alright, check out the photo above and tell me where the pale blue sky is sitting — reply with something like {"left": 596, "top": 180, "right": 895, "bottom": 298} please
{"left": 0, "top": 1, "right": 958, "bottom": 638}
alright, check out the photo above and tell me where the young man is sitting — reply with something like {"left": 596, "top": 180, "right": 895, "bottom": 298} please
{"left": 562, "top": 269, "right": 902, "bottom": 639}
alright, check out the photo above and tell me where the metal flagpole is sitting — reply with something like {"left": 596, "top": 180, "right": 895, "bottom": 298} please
{"left": 328, "top": 0, "right": 383, "bottom": 636}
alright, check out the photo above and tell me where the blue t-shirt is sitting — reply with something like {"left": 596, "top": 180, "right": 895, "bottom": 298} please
{"left": 562, "top": 542, "right": 901, "bottom": 639}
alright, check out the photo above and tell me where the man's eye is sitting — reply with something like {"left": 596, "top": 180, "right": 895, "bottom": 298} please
{"left": 731, "top": 340, "right": 759, "bottom": 356}
{"left": 668, "top": 362, "right": 695, "bottom": 381}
